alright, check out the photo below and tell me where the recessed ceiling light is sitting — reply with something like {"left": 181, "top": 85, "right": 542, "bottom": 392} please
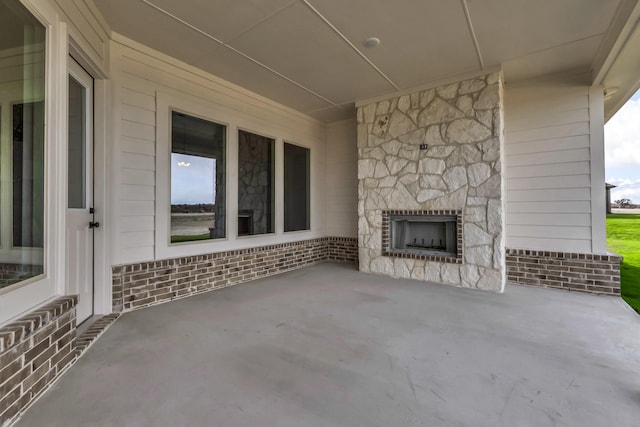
{"left": 363, "top": 37, "right": 380, "bottom": 48}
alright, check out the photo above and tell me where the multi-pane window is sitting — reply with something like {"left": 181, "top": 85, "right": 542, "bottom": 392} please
{"left": 170, "top": 112, "right": 226, "bottom": 243}
{"left": 237, "top": 130, "right": 275, "bottom": 236}
{"left": 284, "top": 143, "right": 310, "bottom": 232}
{"left": 0, "top": 0, "right": 46, "bottom": 288}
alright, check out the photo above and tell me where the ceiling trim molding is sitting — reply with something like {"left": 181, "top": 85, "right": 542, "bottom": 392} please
{"left": 137, "top": 0, "right": 340, "bottom": 107}
{"left": 355, "top": 65, "right": 501, "bottom": 107}
{"left": 592, "top": 0, "right": 640, "bottom": 85}
{"left": 503, "top": 65, "right": 591, "bottom": 88}
{"left": 85, "top": 0, "right": 113, "bottom": 37}
{"left": 301, "top": 0, "right": 400, "bottom": 91}
{"left": 307, "top": 102, "right": 354, "bottom": 114}
{"left": 461, "top": 0, "right": 485, "bottom": 69}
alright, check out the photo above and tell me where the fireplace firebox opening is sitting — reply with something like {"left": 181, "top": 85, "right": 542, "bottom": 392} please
{"left": 382, "top": 210, "right": 463, "bottom": 263}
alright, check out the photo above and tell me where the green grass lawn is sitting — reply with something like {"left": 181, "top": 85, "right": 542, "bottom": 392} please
{"left": 607, "top": 214, "right": 640, "bottom": 313}
{"left": 171, "top": 233, "right": 210, "bottom": 243}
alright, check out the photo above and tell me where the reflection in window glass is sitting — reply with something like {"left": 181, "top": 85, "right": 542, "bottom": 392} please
{"left": 170, "top": 112, "right": 226, "bottom": 243}
{"left": 237, "top": 130, "right": 274, "bottom": 236}
{"left": 67, "top": 76, "right": 86, "bottom": 209}
{"left": 284, "top": 143, "right": 310, "bottom": 232}
{"left": 0, "top": 0, "right": 46, "bottom": 289}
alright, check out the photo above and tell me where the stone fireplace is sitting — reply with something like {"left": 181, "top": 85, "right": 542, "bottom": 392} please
{"left": 356, "top": 72, "right": 505, "bottom": 291}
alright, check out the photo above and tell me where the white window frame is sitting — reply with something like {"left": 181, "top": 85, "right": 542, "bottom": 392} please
{"left": 156, "top": 92, "right": 233, "bottom": 260}
{"left": 155, "top": 92, "right": 317, "bottom": 260}
{"left": 0, "top": 1, "right": 66, "bottom": 325}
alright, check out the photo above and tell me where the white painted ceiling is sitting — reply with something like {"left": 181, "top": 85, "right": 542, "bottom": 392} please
{"left": 94, "top": 0, "right": 625, "bottom": 122}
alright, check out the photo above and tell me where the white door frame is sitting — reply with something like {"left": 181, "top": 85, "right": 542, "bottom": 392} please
{"left": 67, "top": 39, "right": 111, "bottom": 315}
{"left": 67, "top": 57, "right": 94, "bottom": 323}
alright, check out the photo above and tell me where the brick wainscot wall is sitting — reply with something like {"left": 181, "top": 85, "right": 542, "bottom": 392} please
{"left": 0, "top": 297, "right": 77, "bottom": 426}
{"left": 506, "top": 249, "right": 622, "bottom": 295}
{"left": 112, "top": 237, "right": 359, "bottom": 313}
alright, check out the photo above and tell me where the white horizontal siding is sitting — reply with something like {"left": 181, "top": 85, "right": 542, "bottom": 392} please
{"left": 112, "top": 36, "right": 326, "bottom": 264}
{"left": 121, "top": 104, "right": 155, "bottom": 126}
{"left": 121, "top": 87, "right": 155, "bottom": 111}
{"left": 508, "top": 237, "right": 591, "bottom": 253}
{"left": 507, "top": 122, "right": 589, "bottom": 144}
{"left": 507, "top": 148, "right": 590, "bottom": 167}
{"left": 121, "top": 153, "right": 154, "bottom": 171}
{"left": 121, "top": 169, "right": 154, "bottom": 186}
{"left": 118, "top": 247, "right": 155, "bottom": 264}
{"left": 119, "top": 201, "right": 154, "bottom": 217}
{"left": 507, "top": 162, "right": 590, "bottom": 179}
{"left": 507, "top": 135, "right": 588, "bottom": 155}
{"left": 120, "top": 216, "right": 155, "bottom": 232}
{"left": 507, "top": 188, "right": 591, "bottom": 202}
{"left": 326, "top": 119, "right": 358, "bottom": 238}
{"left": 509, "top": 225, "right": 592, "bottom": 240}
{"left": 120, "top": 231, "right": 154, "bottom": 249}
{"left": 507, "top": 175, "right": 591, "bottom": 190}
{"left": 506, "top": 89, "right": 588, "bottom": 117}
{"left": 121, "top": 137, "right": 155, "bottom": 156}
{"left": 121, "top": 120, "right": 154, "bottom": 141}
{"left": 507, "top": 213, "right": 591, "bottom": 227}
{"left": 504, "top": 77, "right": 595, "bottom": 253}
{"left": 507, "top": 107, "right": 589, "bottom": 131}
{"left": 121, "top": 185, "right": 154, "bottom": 201}
{"left": 507, "top": 201, "right": 591, "bottom": 214}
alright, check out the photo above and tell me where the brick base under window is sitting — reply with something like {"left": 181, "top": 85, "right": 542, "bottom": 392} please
{"left": 112, "top": 237, "right": 359, "bottom": 312}
{"left": 0, "top": 297, "right": 77, "bottom": 426}
{"left": 506, "top": 249, "right": 622, "bottom": 295}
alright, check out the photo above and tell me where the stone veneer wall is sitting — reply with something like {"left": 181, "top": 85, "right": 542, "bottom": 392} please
{"left": 506, "top": 249, "right": 622, "bottom": 295}
{"left": 0, "top": 297, "right": 77, "bottom": 426}
{"left": 357, "top": 73, "right": 505, "bottom": 291}
{"left": 112, "top": 237, "right": 358, "bottom": 312}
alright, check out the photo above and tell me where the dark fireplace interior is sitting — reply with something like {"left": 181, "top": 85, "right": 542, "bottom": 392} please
{"left": 237, "top": 210, "right": 253, "bottom": 236}
{"left": 390, "top": 214, "right": 458, "bottom": 257}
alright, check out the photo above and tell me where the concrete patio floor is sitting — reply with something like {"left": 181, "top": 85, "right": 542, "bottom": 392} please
{"left": 16, "top": 263, "right": 640, "bottom": 426}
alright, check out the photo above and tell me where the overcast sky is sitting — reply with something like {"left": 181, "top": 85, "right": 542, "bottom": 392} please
{"left": 605, "top": 89, "right": 640, "bottom": 204}
{"left": 171, "top": 153, "right": 216, "bottom": 205}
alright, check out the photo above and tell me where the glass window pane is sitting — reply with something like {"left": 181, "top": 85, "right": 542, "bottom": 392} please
{"left": 237, "top": 130, "right": 275, "bottom": 236}
{"left": 284, "top": 143, "right": 310, "bottom": 232}
{"left": 170, "top": 112, "right": 226, "bottom": 243}
{"left": 0, "top": 0, "right": 46, "bottom": 289}
{"left": 68, "top": 76, "right": 86, "bottom": 209}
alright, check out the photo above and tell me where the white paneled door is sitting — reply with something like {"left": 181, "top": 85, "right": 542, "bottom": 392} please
{"left": 66, "top": 58, "right": 94, "bottom": 324}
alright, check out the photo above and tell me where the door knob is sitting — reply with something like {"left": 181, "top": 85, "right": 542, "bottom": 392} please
{"left": 89, "top": 221, "right": 100, "bottom": 228}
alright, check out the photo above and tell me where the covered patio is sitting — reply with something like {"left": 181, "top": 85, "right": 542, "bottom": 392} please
{"left": 17, "top": 263, "right": 640, "bottom": 426}
{"left": 3, "top": 0, "right": 640, "bottom": 424}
